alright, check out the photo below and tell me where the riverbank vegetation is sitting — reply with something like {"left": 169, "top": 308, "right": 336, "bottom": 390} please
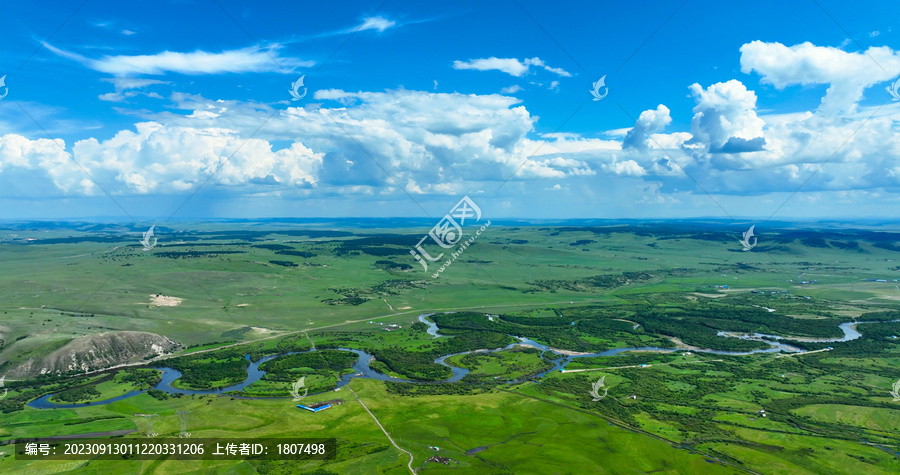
{"left": 245, "top": 350, "right": 359, "bottom": 397}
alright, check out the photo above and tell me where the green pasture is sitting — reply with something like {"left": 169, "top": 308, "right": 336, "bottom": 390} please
{"left": 5, "top": 222, "right": 900, "bottom": 473}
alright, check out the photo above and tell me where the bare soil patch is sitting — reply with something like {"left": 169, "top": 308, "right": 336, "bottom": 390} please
{"left": 149, "top": 295, "right": 182, "bottom": 307}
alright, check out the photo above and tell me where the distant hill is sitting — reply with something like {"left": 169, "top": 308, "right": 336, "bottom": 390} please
{"left": 5, "top": 331, "right": 179, "bottom": 378}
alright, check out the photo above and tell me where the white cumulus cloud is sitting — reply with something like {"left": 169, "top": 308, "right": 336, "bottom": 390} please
{"left": 452, "top": 57, "right": 571, "bottom": 77}
{"left": 623, "top": 105, "right": 672, "bottom": 151}
{"left": 740, "top": 40, "right": 900, "bottom": 114}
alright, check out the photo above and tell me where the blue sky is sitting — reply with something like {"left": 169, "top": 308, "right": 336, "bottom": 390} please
{"left": 2, "top": 0, "right": 900, "bottom": 221}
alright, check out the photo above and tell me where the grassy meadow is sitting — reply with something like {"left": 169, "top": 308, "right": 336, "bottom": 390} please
{"left": 2, "top": 221, "right": 900, "bottom": 473}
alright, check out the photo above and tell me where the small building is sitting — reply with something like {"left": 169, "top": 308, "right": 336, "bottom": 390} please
{"left": 383, "top": 324, "right": 401, "bottom": 331}
{"left": 297, "top": 399, "right": 343, "bottom": 413}
{"left": 630, "top": 395, "right": 637, "bottom": 400}
{"left": 427, "top": 456, "right": 453, "bottom": 465}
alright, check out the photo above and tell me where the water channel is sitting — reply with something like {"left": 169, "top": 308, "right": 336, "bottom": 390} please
{"left": 29, "top": 315, "right": 889, "bottom": 409}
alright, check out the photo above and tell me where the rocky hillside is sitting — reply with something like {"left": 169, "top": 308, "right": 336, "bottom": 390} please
{"left": 7, "top": 331, "right": 179, "bottom": 377}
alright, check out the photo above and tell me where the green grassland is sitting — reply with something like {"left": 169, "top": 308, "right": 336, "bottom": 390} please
{"left": 445, "top": 347, "right": 553, "bottom": 381}
{"left": 3, "top": 221, "right": 900, "bottom": 473}
{"left": 0, "top": 379, "right": 740, "bottom": 474}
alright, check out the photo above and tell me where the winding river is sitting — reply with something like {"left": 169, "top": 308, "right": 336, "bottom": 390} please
{"left": 419, "top": 314, "right": 442, "bottom": 338}
{"left": 28, "top": 315, "right": 895, "bottom": 410}
{"left": 717, "top": 320, "right": 899, "bottom": 344}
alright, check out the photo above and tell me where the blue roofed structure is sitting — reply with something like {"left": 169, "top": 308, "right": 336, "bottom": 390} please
{"left": 296, "top": 399, "right": 342, "bottom": 412}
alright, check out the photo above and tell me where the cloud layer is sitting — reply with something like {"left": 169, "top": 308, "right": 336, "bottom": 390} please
{"left": 452, "top": 57, "right": 571, "bottom": 77}
{"left": 47, "top": 43, "right": 313, "bottom": 76}
{"left": 5, "top": 40, "right": 900, "bottom": 218}
{"left": 740, "top": 41, "right": 900, "bottom": 114}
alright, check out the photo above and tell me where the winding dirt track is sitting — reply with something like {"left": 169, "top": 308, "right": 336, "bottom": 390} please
{"left": 348, "top": 386, "right": 415, "bottom": 474}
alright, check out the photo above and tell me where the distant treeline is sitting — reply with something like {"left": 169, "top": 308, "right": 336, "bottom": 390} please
{"left": 432, "top": 310, "right": 663, "bottom": 352}
{"left": 527, "top": 271, "right": 656, "bottom": 293}
{"left": 373, "top": 260, "right": 413, "bottom": 271}
{"left": 275, "top": 250, "right": 316, "bottom": 258}
{"left": 253, "top": 244, "right": 294, "bottom": 251}
{"left": 269, "top": 260, "right": 298, "bottom": 267}
{"left": 155, "top": 250, "right": 246, "bottom": 258}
